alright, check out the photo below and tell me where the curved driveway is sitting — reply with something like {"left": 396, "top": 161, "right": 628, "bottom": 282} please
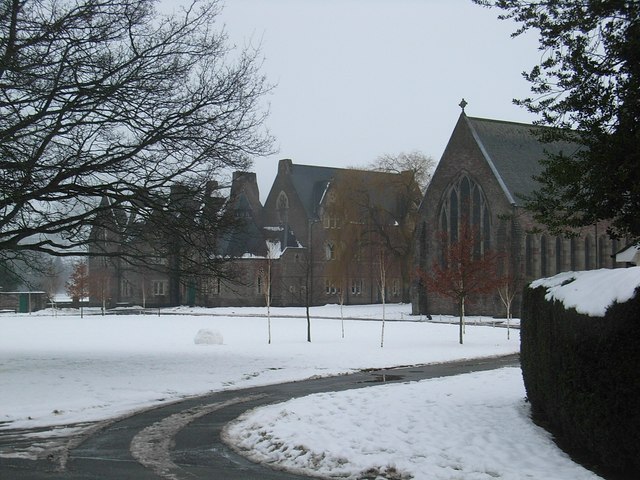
{"left": 1, "top": 354, "right": 519, "bottom": 479}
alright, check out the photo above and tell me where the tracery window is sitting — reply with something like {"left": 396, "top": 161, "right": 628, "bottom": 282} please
{"left": 438, "top": 174, "right": 491, "bottom": 255}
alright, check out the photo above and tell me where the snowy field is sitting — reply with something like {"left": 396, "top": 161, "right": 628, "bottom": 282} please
{"left": 1, "top": 284, "right": 628, "bottom": 478}
{"left": 0, "top": 304, "right": 516, "bottom": 431}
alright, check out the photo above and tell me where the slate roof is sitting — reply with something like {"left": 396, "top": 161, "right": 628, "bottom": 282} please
{"left": 288, "top": 163, "right": 338, "bottom": 219}
{"left": 464, "top": 115, "right": 582, "bottom": 206}
{"left": 287, "top": 162, "right": 408, "bottom": 219}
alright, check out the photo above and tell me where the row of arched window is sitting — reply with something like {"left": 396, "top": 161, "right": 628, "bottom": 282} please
{"left": 525, "top": 234, "right": 619, "bottom": 277}
{"left": 430, "top": 173, "right": 621, "bottom": 279}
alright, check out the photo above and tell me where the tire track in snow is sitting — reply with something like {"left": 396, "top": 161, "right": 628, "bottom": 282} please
{"left": 130, "top": 394, "right": 266, "bottom": 480}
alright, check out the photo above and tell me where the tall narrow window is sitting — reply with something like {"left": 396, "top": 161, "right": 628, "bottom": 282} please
{"left": 449, "top": 188, "right": 458, "bottom": 242}
{"left": 555, "top": 237, "right": 563, "bottom": 273}
{"left": 460, "top": 176, "right": 471, "bottom": 223}
{"left": 585, "top": 236, "right": 592, "bottom": 270}
{"left": 540, "top": 236, "right": 548, "bottom": 277}
{"left": 153, "top": 280, "right": 167, "bottom": 296}
{"left": 598, "top": 236, "right": 607, "bottom": 268}
{"left": 525, "top": 235, "right": 533, "bottom": 276}
{"left": 325, "top": 242, "right": 335, "bottom": 260}
{"left": 482, "top": 205, "right": 491, "bottom": 252}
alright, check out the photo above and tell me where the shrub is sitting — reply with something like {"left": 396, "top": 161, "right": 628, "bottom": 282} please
{"left": 521, "top": 284, "right": 640, "bottom": 475}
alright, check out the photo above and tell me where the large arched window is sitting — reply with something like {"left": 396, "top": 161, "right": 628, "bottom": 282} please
{"left": 439, "top": 174, "right": 491, "bottom": 255}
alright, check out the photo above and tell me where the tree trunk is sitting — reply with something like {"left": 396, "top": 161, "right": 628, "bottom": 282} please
{"left": 340, "top": 298, "right": 345, "bottom": 339}
{"left": 459, "top": 296, "right": 465, "bottom": 345}
{"left": 401, "top": 257, "right": 412, "bottom": 303}
{"left": 380, "top": 289, "right": 386, "bottom": 348}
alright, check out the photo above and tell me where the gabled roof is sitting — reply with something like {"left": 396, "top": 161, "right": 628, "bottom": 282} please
{"left": 464, "top": 115, "right": 582, "bottom": 206}
{"left": 285, "top": 161, "right": 411, "bottom": 220}
{"left": 288, "top": 163, "right": 338, "bottom": 219}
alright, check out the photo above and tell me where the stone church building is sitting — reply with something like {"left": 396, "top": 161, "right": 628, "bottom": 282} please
{"left": 412, "top": 111, "right": 624, "bottom": 318}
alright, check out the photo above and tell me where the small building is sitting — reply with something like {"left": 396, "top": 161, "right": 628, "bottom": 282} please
{"left": 0, "top": 291, "right": 48, "bottom": 313}
{"left": 615, "top": 244, "right": 640, "bottom": 266}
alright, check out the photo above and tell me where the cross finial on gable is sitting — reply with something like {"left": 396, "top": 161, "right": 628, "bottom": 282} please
{"left": 459, "top": 98, "right": 468, "bottom": 112}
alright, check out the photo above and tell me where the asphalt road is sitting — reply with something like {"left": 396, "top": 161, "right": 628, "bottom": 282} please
{"left": 0, "top": 354, "right": 520, "bottom": 479}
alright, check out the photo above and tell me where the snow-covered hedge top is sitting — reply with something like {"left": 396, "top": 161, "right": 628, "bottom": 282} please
{"left": 529, "top": 267, "right": 640, "bottom": 317}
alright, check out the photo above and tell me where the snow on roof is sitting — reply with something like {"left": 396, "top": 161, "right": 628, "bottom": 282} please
{"left": 239, "top": 240, "right": 283, "bottom": 259}
{"left": 530, "top": 267, "right": 640, "bottom": 317}
{"left": 616, "top": 244, "right": 640, "bottom": 263}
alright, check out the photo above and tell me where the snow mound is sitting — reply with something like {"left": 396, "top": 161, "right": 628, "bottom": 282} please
{"left": 194, "top": 329, "right": 224, "bottom": 345}
{"left": 530, "top": 267, "right": 640, "bottom": 317}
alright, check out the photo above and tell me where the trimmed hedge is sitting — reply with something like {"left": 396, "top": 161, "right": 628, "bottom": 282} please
{"left": 521, "top": 283, "right": 640, "bottom": 476}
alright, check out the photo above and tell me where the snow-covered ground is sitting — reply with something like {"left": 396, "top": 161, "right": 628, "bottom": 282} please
{"left": 0, "top": 304, "right": 516, "bottom": 431}
{"left": 224, "top": 367, "right": 601, "bottom": 480}
{"left": 220, "top": 269, "right": 640, "bottom": 480}
{"left": 0, "top": 290, "right": 622, "bottom": 479}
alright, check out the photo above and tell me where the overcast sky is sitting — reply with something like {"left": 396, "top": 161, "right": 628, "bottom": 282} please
{"left": 188, "top": 0, "right": 542, "bottom": 199}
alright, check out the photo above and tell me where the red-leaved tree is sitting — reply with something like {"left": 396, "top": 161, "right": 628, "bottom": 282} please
{"left": 66, "top": 261, "right": 89, "bottom": 318}
{"left": 417, "top": 222, "right": 502, "bottom": 344}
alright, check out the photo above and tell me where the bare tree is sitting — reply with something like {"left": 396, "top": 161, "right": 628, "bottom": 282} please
{"left": 0, "top": 0, "right": 271, "bottom": 274}
{"left": 259, "top": 240, "right": 280, "bottom": 344}
{"left": 324, "top": 169, "right": 419, "bottom": 303}
{"left": 369, "top": 151, "right": 436, "bottom": 194}
{"left": 40, "top": 256, "right": 65, "bottom": 309}
{"left": 88, "top": 259, "right": 113, "bottom": 315}
{"left": 377, "top": 246, "right": 390, "bottom": 348}
{"left": 497, "top": 276, "right": 517, "bottom": 340}
{"left": 496, "top": 248, "right": 522, "bottom": 341}
{"left": 324, "top": 215, "right": 360, "bottom": 339}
